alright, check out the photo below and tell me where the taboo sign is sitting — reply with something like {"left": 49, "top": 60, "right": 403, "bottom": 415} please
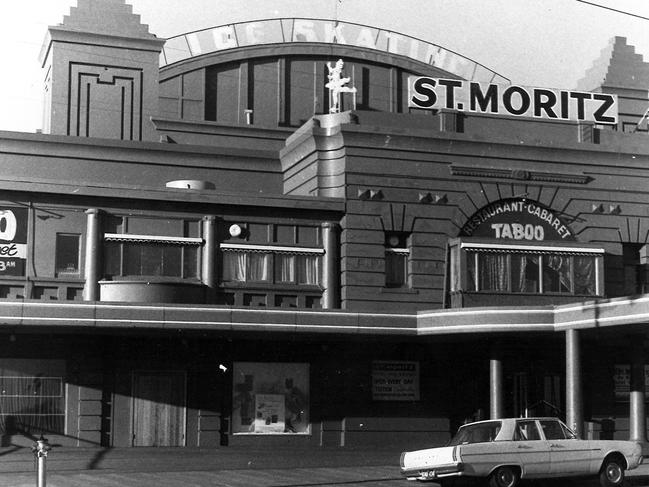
{"left": 460, "top": 199, "right": 573, "bottom": 241}
{"left": 0, "top": 208, "right": 27, "bottom": 276}
{"left": 408, "top": 77, "right": 618, "bottom": 125}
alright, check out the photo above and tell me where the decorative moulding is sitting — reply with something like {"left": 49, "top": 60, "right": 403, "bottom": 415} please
{"left": 358, "top": 189, "right": 384, "bottom": 200}
{"left": 418, "top": 192, "right": 448, "bottom": 204}
{"left": 449, "top": 165, "right": 592, "bottom": 184}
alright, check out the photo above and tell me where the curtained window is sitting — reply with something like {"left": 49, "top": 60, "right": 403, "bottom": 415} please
{"left": 223, "top": 249, "right": 321, "bottom": 285}
{"left": 296, "top": 255, "right": 320, "bottom": 285}
{"left": 224, "top": 252, "right": 270, "bottom": 282}
{"left": 478, "top": 253, "right": 509, "bottom": 291}
{"left": 542, "top": 255, "right": 572, "bottom": 293}
{"left": 511, "top": 254, "right": 539, "bottom": 293}
{"left": 464, "top": 249, "right": 599, "bottom": 296}
{"left": 276, "top": 254, "right": 295, "bottom": 283}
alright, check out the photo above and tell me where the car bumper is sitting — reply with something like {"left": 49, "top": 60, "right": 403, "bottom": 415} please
{"left": 401, "top": 462, "right": 464, "bottom": 481}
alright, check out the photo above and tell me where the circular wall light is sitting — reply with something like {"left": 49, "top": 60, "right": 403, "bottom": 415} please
{"left": 229, "top": 224, "right": 243, "bottom": 237}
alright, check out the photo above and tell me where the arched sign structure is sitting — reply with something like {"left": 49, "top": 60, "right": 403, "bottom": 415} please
{"left": 460, "top": 198, "right": 574, "bottom": 241}
{"left": 161, "top": 18, "right": 510, "bottom": 85}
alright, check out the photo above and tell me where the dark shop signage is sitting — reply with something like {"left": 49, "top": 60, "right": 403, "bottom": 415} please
{"left": 0, "top": 207, "right": 27, "bottom": 276}
{"left": 460, "top": 199, "right": 574, "bottom": 241}
{"left": 372, "top": 361, "right": 420, "bottom": 401}
{"left": 408, "top": 77, "right": 618, "bottom": 125}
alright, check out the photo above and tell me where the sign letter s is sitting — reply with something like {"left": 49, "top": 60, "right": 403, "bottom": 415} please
{"left": 410, "top": 77, "right": 437, "bottom": 108}
{"left": 0, "top": 210, "right": 17, "bottom": 241}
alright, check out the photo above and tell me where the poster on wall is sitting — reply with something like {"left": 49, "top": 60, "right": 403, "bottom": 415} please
{"left": 613, "top": 364, "right": 649, "bottom": 401}
{"left": 232, "top": 362, "right": 309, "bottom": 434}
{"left": 254, "top": 394, "right": 285, "bottom": 433}
{"left": 372, "top": 361, "right": 420, "bottom": 401}
{"left": 0, "top": 207, "right": 28, "bottom": 276}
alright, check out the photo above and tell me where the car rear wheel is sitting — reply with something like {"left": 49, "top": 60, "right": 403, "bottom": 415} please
{"left": 488, "top": 466, "right": 520, "bottom": 487}
{"left": 599, "top": 457, "right": 625, "bottom": 487}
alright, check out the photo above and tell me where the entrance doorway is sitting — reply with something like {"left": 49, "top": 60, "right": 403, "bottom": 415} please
{"left": 132, "top": 370, "right": 186, "bottom": 446}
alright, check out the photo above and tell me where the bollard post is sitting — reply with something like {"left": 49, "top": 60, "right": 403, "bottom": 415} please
{"left": 31, "top": 435, "right": 51, "bottom": 487}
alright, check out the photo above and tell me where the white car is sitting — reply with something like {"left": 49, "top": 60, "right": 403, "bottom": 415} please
{"left": 400, "top": 417, "right": 643, "bottom": 487}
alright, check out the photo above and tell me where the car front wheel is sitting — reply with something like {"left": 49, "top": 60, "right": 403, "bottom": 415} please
{"left": 599, "top": 457, "right": 625, "bottom": 487}
{"left": 488, "top": 466, "right": 520, "bottom": 487}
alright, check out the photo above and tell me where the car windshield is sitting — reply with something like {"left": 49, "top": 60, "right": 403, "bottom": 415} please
{"left": 448, "top": 421, "right": 502, "bottom": 445}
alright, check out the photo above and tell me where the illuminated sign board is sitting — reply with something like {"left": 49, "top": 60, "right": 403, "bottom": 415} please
{"left": 0, "top": 208, "right": 27, "bottom": 276}
{"left": 408, "top": 77, "right": 618, "bottom": 125}
{"left": 460, "top": 199, "right": 574, "bottom": 241}
{"left": 162, "top": 19, "right": 508, "bottom": 84}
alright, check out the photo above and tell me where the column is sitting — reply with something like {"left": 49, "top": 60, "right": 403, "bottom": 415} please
{"left": 202, "top": 216, "right": 217, "bottom": 303}
{"left": 490, "top": 344, "right": 504, "bottom": 419}
{"left": 82, "top": 209, "right": 102, "bottom": 301}
{"left": 565, "top": 329, "right": 583, "bottom": 437}
{"left": 629, "top": 340, "right": 646, "bottom": 442}
{"left": 321, "top": 222, "right": 340, "bottom": 309}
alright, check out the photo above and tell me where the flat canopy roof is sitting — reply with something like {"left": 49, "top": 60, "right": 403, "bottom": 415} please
{"left": 2, "top": 294, "right": 649, "bottom": 336}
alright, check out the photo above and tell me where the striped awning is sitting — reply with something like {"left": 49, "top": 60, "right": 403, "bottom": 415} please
{"left": 220, "top": 243, "right": 324, "bottom": 255}
{"left": 461, "top": 242, "right": 604, "bottom": 255}
{"left": 104, "top": 233, "right": 203, "bottom": 245}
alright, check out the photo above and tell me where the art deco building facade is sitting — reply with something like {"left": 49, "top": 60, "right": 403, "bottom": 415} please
{"left": 0, "top": 0, "right": 647, "bottom": 449}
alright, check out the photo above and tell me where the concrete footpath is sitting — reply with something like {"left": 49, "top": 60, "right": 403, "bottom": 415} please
{"left": 0, "top": 446, "right": 405, "bottom": 487}
{"left": 1, "top": 446, "right": 649, "bottom": 487}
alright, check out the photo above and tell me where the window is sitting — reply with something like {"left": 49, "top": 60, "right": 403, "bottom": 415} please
{"left": 385, "top": 232, "right": 410, "bottom": 288}
{"left": 232, "top": 362, "right": 310, "bottom": 434}
{"left": 0, "top": 376, "right": 64, "bottom": 435}
{"left": 55, "top": 234, "right": 80, "bottom": 276}
{"left": 221, "top": 244, "right": 322, "bottom": 285}
{"left": 458, "top": 241, "right": 602, "bottom": 296}
{"left": 275, "top": 254, "right": 321, "bottom": 285}
{"left": 223, "top": 252, "right": 270, "bottom": 282}
{"left": 515, "top": 420, "right": 541, "bottom": 441}
{"left": 449, "top": 421, "right": 502, "bottom": 445}
{"left": 540, "top": 419, "right": 574, "bottom": 440}
{"left": 103, "top": 234, "right": 201, "bottom": 279}
{"left": 0, "top": 359, "right": 65, "bottom": 436}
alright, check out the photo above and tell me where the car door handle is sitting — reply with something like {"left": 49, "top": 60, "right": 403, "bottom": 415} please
{"left": 550, "top": 444, "right": 564, "bottom": 448}
{"left": 518, "top": 445, "right": 532, "bottom": 449}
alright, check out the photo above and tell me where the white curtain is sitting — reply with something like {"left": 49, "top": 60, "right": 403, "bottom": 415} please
{"left": 224, "top": 252, "right": 246, "bottom": 281}
{"left": 479, "top": 253, "right": 509, "bottom": 291}
{"left": 298, "top": 255, "right": 320, "bottom": 285}
{"left": 277, "top": 255, "right": 295, "bottom": 282}
{"left": 246, "top": 253, "right": 269, "bottom": 281}
{"left": 513, "top": 254, "right": 539, "bottom": 293}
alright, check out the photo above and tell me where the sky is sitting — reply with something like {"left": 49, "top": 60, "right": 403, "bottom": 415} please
{"left": 0, "top": 0, "right": 647, "bottom": 133}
